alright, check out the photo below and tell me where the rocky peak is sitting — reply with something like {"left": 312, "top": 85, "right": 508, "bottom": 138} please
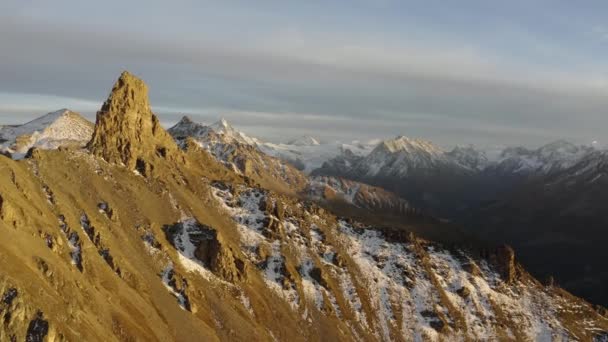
{"left": 209, "top": 118, "right": 236, "bottom": 135}
{"left": 176, "top": 115, "right": 194, "bottom": 126}
{"left": 100, "top": 71, "right": 150, "bottom": 114}
{"left": 88, "top": 71, "right": 179, "bottom": 174}
{"left": 168, "top": 116, "right": 208, "bottom": 140}
{"left": 377, "top": 135, "right": 443, "bottom": 155}
{"left": 207, "top": 118, "right": 259, "bottom": 146}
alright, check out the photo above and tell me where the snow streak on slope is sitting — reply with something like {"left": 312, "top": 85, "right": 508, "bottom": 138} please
{"left": 210, "top": 182, "right": 607, "bottom": 341}
{"left": 161, "top": 263, "right": 191, "bottom": 311}
{"left": 211, "top": 184, "right": 301, "bottom": 309}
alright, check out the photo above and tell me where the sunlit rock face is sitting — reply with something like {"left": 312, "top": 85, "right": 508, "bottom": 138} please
{"left": 88, "top": 71, "right": 180, "bottom": 175}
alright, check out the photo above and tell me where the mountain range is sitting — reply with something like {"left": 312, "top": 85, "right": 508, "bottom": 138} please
{"left": 0, "top": 71, "right": 606, "bottom": 341}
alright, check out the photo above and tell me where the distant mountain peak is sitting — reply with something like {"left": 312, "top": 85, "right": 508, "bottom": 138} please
{"left": 0, "top": 108, "right": 93, "bottom": 156}
{"left": 446, "top": 145, "right": 489, "bottom": 170}
{"left": 210, "top": 117, "right": 234, "bottom": 133}
{"left": 44, "top": 108, "right": 71, "bottom": 117}
{"left": 169, "top": 116, "right": 260, "bottom": 148}
{"left": 537, "top": 140, "right": 582, "bottom": 155}
{"left": 208, "top": 118, "right": 259, "bottom": 146}
{"left": 287, "top": 136, "right": 320, "bottom": 146}
{"left": 491, "top": 139, "right": 594, "bottom": 175}
{"left": 177, "top": 115, "right": 194, "bottom": 125}
{"left": 218, "top": 117, "right": 229, "bottom": 127}
{"left": 377, "top": 135, "right": 443, "bottom": 155}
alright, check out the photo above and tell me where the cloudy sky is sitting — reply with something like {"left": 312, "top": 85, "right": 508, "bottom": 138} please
{"left": 1, "top": 0, "right": 607, "bottom": 148}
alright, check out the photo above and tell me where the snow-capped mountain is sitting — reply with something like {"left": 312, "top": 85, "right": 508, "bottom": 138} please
{"left": 168, "top": 116, "right": 308, "bottom": 192}
{"left": 287, "top": 135, "right": 320, "bottom": 146}
{"left": 318, "top": 137, "right": 595, "bottom": 179}
{"left": 487, "top": 140, "right": 594, "bottom": 176}
{"left": 168, "top": 116, "right": 260, "bottom": 147}
{"left": 207, "top": 118, "right": 261, "bottom": 146}
{"left": 312, "top": 135, "right": 481, "bottom": 218}
{"left": 259, "top": 140, "right": 376, "bottom": 173}
{"left": 354, "top": 136, "right": 463, "bottom": 177}
{"left": 163, "top": 115, "right": 210, "bottom": 139}
{"left": 544, "top": 149, "right": 608, "bottom": 188}
{"left": 316, "top": 135, "right": 473, "bottom": 180}
{"left": 168, "top": 115, "right": 376, "bottom": 174}
{"left": 446, "top": 145, "right": 489, "bottom": 171}
{"left": 0, "top": 109, "right": 93, "bottom": 156}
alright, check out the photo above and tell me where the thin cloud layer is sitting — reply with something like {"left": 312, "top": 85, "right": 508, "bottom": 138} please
{"left": 0, "top": 1, "right": 606, "bottom": 147}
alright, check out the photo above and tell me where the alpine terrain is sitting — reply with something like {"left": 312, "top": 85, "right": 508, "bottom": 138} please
{"left": 0, "top": 71, "right": 606, "bottom": 342}
{"left": 314, "top": 135, "right": 608, "bottom": 309}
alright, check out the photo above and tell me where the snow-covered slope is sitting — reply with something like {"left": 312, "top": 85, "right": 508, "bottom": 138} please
{"left": 544, "top": 149, "right": 608, "bottom": 187}
{"left": 168, "top": 116, "right": 260, "bottom": 147}
{"left": 487, "top": 140, "right": 594, "bottom": 176}
{"left": 313, "top": 135, "right": 471, "bottom": 180}
{"left": 0, "top": 109, "right": 93, "bottom": 156}
{"left": 446, "top": 145, "right": 489, "bottom": 171}
{"left": 210, "top": 181, "right": 608, "bottom": 341}
{"left": 207, "top": 118, "right": 261, "bottom": 146}
{"left": 354, "top": 136, "right": 461, "bottom": 177}
{"left": 316, "top": 136, "right": 599, "bottom": 183}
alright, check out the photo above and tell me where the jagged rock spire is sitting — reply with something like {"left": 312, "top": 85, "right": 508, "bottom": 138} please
{"left": 88, "top": 71, "right": 179, "bottom": 175}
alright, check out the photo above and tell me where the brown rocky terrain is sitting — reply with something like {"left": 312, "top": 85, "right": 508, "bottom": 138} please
{"left": 0, "top": 71, "right": 606, "bottom": 341}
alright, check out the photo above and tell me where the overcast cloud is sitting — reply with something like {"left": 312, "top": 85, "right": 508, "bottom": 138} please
{"left": 1, "top": 0, "right": 607, "bottom": 148}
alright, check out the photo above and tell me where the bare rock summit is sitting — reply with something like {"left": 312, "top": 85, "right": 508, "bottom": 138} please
{"left": 88, "top": 71, "right": 179, "bottom": 175}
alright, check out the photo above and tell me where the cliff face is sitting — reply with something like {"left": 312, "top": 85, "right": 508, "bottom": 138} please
{"left": 88, "top": 71, "right": 180, "bottom": 176}
{"left": 0, "top": 72, "right": 606, "bottom": 341}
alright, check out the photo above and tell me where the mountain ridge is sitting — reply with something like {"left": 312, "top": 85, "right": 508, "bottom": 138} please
{"left": 0, "top": 72, "right": 606, "bottom": 340}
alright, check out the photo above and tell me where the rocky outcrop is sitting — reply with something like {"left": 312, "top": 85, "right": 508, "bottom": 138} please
{"left": 25, "top": 311, "right": 49, "bottom": 342}
{"left": 164, "top": 220, "right": 247, "bottom": 283}
{"left": 492, "top": 244, "right": 517, "bottom": 283}
{"left": 88, "top": 71, "right": 180, "bottom": 175}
